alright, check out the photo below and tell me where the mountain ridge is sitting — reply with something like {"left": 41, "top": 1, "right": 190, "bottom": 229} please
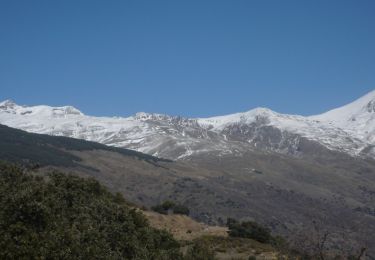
{"left": 1, "top": 90, "right": 374, "bottom": 160}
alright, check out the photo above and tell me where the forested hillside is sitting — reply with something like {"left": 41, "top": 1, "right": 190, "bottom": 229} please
{"left": 0, "top": 124, "right": 169, "bottom": 167}
{"left": 0, "top": 162, "right": 181, "bottom": 259}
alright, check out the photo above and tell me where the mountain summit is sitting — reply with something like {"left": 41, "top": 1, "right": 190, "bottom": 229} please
{"left": 0, "top": 90, "right": 374, "bottom": 160}
{"left": 0, "top": 101, "right": 83, "bottom": 117}
{"left": 311, "top": 90, "right": 375, "bottom": 143}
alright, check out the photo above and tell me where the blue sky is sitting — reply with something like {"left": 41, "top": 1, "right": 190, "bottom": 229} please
{"left": 1, "top": 0, "right": 374, "bottom": 117}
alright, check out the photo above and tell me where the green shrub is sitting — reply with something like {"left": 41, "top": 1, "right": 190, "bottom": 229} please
{"left": 185, "top": 240, "right": 215, "bottom": 260}
{"left": 226, "top": 218, "right": 272, "bottom": 244}
{"left": 0, "top": 162, "right": 182, "bottom": 259}
{"left": 173, "top": 204, "right": 190, "bottom": 215}
{"left": 162, "top": 200, "right": 176, "bottom": 210}
{"left": 151, "top": 201, "right": 190, "bottom": 216}
{"left": 151, "top": 204, "right": 168, "bottom": 214}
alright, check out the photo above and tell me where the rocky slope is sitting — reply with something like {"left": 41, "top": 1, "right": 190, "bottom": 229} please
{"left": 1, "top": 90, "right": 375, "bottom": 160}
{"left": 1, "top": 124, "right": 374, "bottom": 257}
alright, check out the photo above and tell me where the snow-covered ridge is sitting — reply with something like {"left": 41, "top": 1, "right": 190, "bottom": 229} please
{"left": 0, "top": 99, "right": 83, "bottom": 117}
{"left": 0, "top": 90, "right": 374, "bottom": 159}
{"left": 310, "top": 90, "right": 375, "bottom": 143}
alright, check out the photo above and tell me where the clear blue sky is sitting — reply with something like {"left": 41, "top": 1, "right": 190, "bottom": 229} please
{"left": 1, "top": 0, "right": 374, "bottom": 117}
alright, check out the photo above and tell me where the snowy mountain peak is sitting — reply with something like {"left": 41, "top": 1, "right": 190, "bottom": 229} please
{"left": 133, "top": 112, "right": 196, "bottom": 126}
{"left": 312, "top": 90, "right": 375, "bottom": 120}
{"left": 0, "top": 100, "right": 83, "bottom": 117}
{"left": 1, "top": 90, "right": 375, "bottom": 160}
{"left": 134, "top": 112, "right": 169, "bottom": 120}
{"left": 311, "top": 89, "right": 375, "bottom": 142}
{"left": 0, "top": 99, "right": 18, "bottom": 109}
{"left": 56, "top": 106, "right": 83, "bottom": 116}
{"left": 0, "top": 99, "right": 15, "bottom": 106}
{"left": 0, "top": 99, "right": 24, "bottom": 114}
{"left": 198, "top": 107, "right": 279, "bottom": 129}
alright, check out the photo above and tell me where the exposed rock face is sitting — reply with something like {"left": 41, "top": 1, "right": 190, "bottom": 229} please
{"left": 367, "top": 100, "right": 375, "bottom": 113}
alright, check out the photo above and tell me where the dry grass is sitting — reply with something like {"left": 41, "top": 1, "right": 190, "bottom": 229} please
{"left": 144, "top": 210, "right": 228, "bottom": 240}
{"left": 144, "top": 211, "right": 280, "bottom": 259}
{"left": 193, "top": 235, "right": 279, "bottom": 260}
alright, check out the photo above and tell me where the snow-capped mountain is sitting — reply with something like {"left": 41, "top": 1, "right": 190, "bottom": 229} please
{"left": 1, "top": 90, "right": 374, "bottom": 160}
{"left": 310, "top": 90, "right": 375, "bottom": 143}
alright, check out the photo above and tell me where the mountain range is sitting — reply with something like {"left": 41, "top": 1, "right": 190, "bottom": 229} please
{"left": 1, "top": 91, "right": 375, "bottom": 256}
{"left": 1, "top": 90, "right": 375, "bottom": 160}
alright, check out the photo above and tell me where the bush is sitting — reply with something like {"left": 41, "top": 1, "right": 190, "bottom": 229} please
{"left": 0, "top": 162, "right": 182, "bottom": 259}
{"left": 226, "top": 218, "right": 272, "bottom": 244}
{"left": 151, "top": 204, "right": 168, "bottom": 214}
{"left": 162, "top": 200, "right": 176, "bottom": 210}
{"left": 185, "top": 240, "right": 215, "bottom": 260}
{"left": 173, "top": 204, "right": 190, "bottom": 215}
{"left": 152, "top": 201, "right": 190, "bottom": 216}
